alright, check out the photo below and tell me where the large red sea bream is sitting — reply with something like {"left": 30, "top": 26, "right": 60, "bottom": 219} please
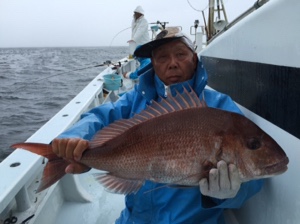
{"left": 11, "top": 88, "right": 289, "bottom": 194}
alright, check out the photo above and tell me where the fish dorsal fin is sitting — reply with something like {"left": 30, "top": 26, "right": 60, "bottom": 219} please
{"left": 89, "top": 117, "right": 142, "bottom": 148}
{"left": 89, "top": 87, "right": 206, "bottom": 149}
{"left": 149, "top": 87, "right": 206, "bottom": 115}
{"left": 93, "top": 173, "right": 144, "bottom": 194}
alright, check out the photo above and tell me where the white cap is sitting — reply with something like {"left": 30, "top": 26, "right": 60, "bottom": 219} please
{"left": 134, "top": 27, "right": 195, "bottom": 58}
{"left": 134, "top": 6, "right": 144, "bottom": 15}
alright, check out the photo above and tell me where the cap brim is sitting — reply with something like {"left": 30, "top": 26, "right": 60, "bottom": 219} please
{"left": 134, "top": 37, "right": 182, "bottom": 58}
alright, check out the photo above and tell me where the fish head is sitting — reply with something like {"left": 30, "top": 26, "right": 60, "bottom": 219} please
{"left": 218, "top": 113, "right": 289, "bottom": 182}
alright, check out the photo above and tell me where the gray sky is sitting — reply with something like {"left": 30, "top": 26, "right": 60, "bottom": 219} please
{"left": 0, "top": 0, "right": 254, "bottom": 48}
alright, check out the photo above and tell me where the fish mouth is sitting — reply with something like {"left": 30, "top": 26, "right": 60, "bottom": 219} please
{"left": 264, "top": 156, "right": 289, "bottom": 175}
{"left": 242, "top": 157, "right": 289, "bottom": 182}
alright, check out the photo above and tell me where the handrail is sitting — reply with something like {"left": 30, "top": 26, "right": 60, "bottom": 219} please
{"left": 0, "top": 56, "right": 136, "bottom": 221}
{"left": 0, "top": 69, "right": 106, "bottom": 217}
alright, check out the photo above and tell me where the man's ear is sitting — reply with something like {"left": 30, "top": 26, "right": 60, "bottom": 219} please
{"left": 193, "top": 53, "right": 198, "bottom": 70}
{"left": 150, "top": 58, "right": 156, "bottom": 73}
{"left": 150, "top": 58, "right": 155, "bottom": 67}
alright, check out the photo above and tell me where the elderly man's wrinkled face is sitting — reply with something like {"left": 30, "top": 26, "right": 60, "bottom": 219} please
{"left": 151, "top": 40, "right": 197, "bottom": 86}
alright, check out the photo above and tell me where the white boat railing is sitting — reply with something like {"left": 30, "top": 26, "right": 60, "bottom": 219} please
{"left": 0, "top": 59, "right": 135, "bottom": 223}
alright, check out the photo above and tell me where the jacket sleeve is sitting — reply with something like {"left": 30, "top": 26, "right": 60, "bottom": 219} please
{"left": 203, "top": 88, "right": 242, "bottom": 114}
{"left": 202, "top": 89, "right": 264, "bottom": 209}
{"left": 57, "top": 89, "right": 136, "bottom": 141}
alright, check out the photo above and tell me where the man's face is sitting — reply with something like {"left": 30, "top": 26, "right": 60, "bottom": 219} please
{"left": 134, "top": 12, "right": 142, "bottom": 20}
{"left": 151, "top": 40, "right": 197, "bottom": 86}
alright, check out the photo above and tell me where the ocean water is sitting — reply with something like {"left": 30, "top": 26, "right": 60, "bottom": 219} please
{"left": 0, "top": 46, "right": 128, "bottom": 162}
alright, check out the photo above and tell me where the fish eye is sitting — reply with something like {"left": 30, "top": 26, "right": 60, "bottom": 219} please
{"left": 247, "top": 137, "right": 261, "bottom": 150}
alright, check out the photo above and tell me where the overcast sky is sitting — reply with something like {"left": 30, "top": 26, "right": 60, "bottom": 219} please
{"left": 0, "top": 0, "right": 255, "bottom": 48}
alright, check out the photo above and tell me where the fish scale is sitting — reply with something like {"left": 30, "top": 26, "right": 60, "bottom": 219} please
{"left": 11, "top": 87, "right": 289, "bottom": 194}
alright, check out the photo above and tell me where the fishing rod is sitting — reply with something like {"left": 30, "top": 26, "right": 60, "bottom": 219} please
{"left": 109, "top": 22, "right": 165, "bottom": 46}
{"left": 109, "top": 26, "right": 131, "bottom": 47}
{"left": 11, "top": 60, "right": 123, "bottom": 91}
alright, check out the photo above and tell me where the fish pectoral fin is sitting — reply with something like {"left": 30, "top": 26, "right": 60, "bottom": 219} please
{"left": 142, "top": 184, "right": 195, "bottom": 194}
{"left": 143, "top": 183, "right": 199, "bottom": 194}
{"left": 144, "top": 173, "right": 203, "bottom": 194}
{"left": 168, "top": 185, "right": 197, "bottom": 189}
{"left": 93, "top": 173, "right": 144, "bottom": 195}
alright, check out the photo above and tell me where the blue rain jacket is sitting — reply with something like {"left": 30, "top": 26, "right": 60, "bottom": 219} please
{"left": 128, "top": 57, "right": 152, "bottom": 80}
{"left": 58, "top": 59, "right": 263, "bottom": 223}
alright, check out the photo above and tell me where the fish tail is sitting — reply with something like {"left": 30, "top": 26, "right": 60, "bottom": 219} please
{"left": 11, "top": 142, "right": 69, "bottom": 192}
{"left": 11, "top": 142, "right": 57, "bottom": 159}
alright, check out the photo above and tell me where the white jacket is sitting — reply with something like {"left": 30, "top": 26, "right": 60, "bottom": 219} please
{"left": 131, "top": 15, "right": 150, "bottom": 47}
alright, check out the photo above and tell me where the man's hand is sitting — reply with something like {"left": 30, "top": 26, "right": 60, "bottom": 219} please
{"left": 199, "top": 160, "right": 241, "bottom": 199}
{"left": 51, "top": 138, "right": 90, "bottom": 174}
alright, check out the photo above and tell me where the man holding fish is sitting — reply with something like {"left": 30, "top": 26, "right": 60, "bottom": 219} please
{"left": 13, "top": 27, "right": 289, "bottom": 223}
{"left": 54, "top": 26, "right": 265, "bottom": 223}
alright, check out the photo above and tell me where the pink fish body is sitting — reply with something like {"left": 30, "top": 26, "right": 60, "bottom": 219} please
{"left": 11, "top": 88, "right": 289, "bottom": 194}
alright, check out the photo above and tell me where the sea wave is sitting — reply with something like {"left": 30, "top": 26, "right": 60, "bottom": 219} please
{"left": 0, "top": 46, "right": 128, "bottom": 161}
